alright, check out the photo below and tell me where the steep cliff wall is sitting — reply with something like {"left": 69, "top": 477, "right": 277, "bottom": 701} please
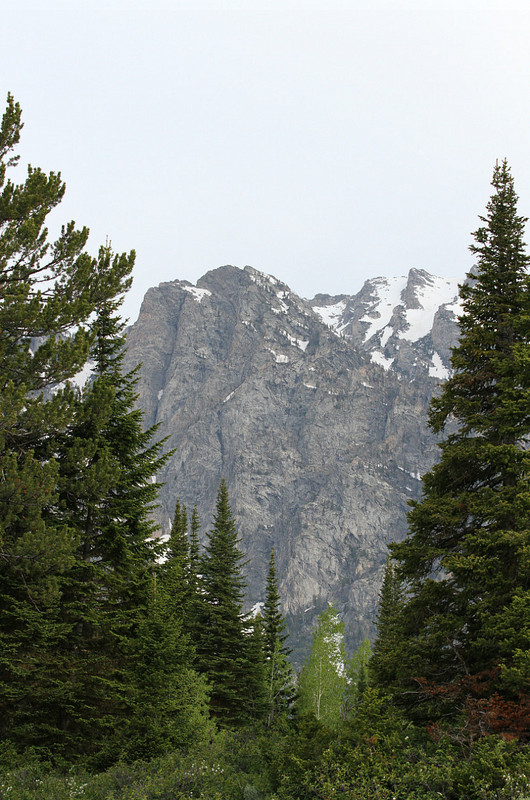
{"left": 123, "top": 265, "right": 461, "bottom": 661}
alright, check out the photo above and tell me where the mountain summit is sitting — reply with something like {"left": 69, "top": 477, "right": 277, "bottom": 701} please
{"left": 123, "top": 265, "right": 461, "bottom": 660}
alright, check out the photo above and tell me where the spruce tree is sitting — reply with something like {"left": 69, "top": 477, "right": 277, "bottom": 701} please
{"left": 184, "top": 504, "right": 203, "bottom": 645}
{"left": 51, "top": 268, "right": 173, "bottom": 763}
{"left": 370, "top": 557, "right": 405, "bottom": 689}
{"left": 391, "top": 161, "right": 530, "bottom": 732}
{"left": 189, "top": 504, "right": 201, "bottom": 576}
{"left": 126, "top": 566, "right": 211, "bottom": 761}
{"left": 0, "top": 94, "right": 132, "bottom": 759}
{"left": 195, "top": 479, "right": 254, "bottom": 727}
{"left": 262, "top": 548, "right": 294, "bottom": 725}
{"left": 162, "top": 499, "right": 190, "bottom": 615}
{"left": 245, "top": 613, "right": 269, "bottom": 724}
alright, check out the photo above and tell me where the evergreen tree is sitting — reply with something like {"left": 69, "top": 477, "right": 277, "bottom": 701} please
{"left": 297, "top": 606, "right": 347, "bottom": 729}
{"left": 189, "top": 504, "right": 201, "bottom": 575}
{"left": 262, "top": 548, "right": 294, "bottom": 726}
{"left": 391, "top": 161, "right": 530, "bottom": 732}
{"left": 162, "top": 499, "right": 190, "bottom": 615}
{"left": 245, "top": 613, "right": 269, "bottom": 724}
{"left": 370, "top": 557, "right": 405, "bottom": 689}
{"left": 195, "top": 480, "right": 255, "bottom": 727}
{"left": 342, "top": 638, "right": 371, "bottom": 718}
{"left": 126, "top": 569, "right": 212, "bottom": 761}
{"left": 184, "top": 504, "right": 203, "bottom": 645}
{"left": 49, "top": 267, "right": 173, "bottom": 763}
{"left": 0, "top": 95, "right": 132, "bottom": 759}
{"left": 262, "top": 548, "right": 289, "bottom": 658}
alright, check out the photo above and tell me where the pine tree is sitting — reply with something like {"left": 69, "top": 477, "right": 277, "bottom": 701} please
{"left": 0, "top": 94, "right": 132, "bottom": 759}
{"left": 391, "top": 161, "right": 530, "bottom": 732}
{"left": 195, "top": 479, "right": 254, "bottom": 727}
{"left": 262, "top": 548, "right": 294, "bottom": 726}
{"left": 297, "top": 606, "right": 347, "bottom": 729}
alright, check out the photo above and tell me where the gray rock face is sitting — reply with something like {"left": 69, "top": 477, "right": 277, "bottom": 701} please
{"left": 123, "top": 265, "right": 462, "bottom": 663}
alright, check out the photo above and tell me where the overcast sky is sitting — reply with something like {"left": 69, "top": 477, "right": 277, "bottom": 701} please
{"left": 3, "top": 0, "right": 530, "bottom": 322}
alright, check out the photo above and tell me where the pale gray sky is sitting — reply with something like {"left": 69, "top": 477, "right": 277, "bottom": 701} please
{"left": 3, "top": 0, "right": 530, "bottom": 322}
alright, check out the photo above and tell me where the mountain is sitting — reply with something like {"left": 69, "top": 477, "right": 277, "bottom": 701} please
{"left": 123, "top": 265, "right": 462, "bottom": 662}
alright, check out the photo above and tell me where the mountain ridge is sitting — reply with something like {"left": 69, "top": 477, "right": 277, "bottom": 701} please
{"left": 123, "top": 264, "right": 462, "bottom": 661}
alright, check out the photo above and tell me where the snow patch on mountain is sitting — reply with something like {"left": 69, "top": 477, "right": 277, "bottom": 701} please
{"left": 429, "top": 352, "right": 450, "bottom": 380}
{"left": 361, "top": 276, "right": 407, "bottom": 342}
{"left": 182, "top": 284, "right": 212, "bottom": 303}
{"left": 399, "top": 275, "right": 461, "bottom": 342}
{"left": 371, "top": 351, "right": 395, "bottom": 371}
{"left": 312, "top": 300, "right": 347, "bottom": 331}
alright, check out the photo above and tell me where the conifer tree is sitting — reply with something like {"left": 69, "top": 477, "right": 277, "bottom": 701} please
{"left": 126, "top": 566, "right": 212, "bottom": 761}
{"left": 0, "top": 94, "right": 132, "bottom": 759}
{"left": 195, "top": 479, "right": 254, "bottom": 727}
{"left": 162, "top": 499, "right": 190, "bottom": 615}
{"left": 342, "top": 638, "right": 371, "bottom": 717}
{"left": 263, "top": 548, "right": 289, "bottom": 658}
{"left": 370, "top": 557, "right": 405, "bottom": 689}
{"left": 391, "top": 161, "right": 530, "bottom": 730}
{"left": 49, "top": 265, "right": 173, "bottom": 763}
{"left": 184, "top": 504, "right": 203, "bottom": 645}
{"left": 262, "top": 548, "right": 294, "bottom": 725}
{"left": 189, "top": 504, "right": 201, "bottom": 575}
{"left": 245, "top": 613, "right": 269, "bottom": 724}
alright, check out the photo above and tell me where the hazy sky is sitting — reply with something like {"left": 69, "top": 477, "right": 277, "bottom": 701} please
{"left": 3, "top": 0, "right": 530, "bottom": 322}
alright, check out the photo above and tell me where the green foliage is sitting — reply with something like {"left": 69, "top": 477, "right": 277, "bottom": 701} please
{"left": 342, "top": 638, "right": 371, "bottom": 717}
{"left": 297, "top": 606, "right": 347, "bottom": 728}
{"left": 0, "top": 94, "right": 133, "bottom": 762}
{"left": 47, "top": 284, "right": 173, "bottom": 766}
{"left": 390, "top": 161, "right": 530, "bottom": 731}
{"left": 161, "top": 499, "right": 191, "bottom": 621}
{"left": 262, "top": 549, "right": 295, "bottom": 726}
{"left": 1, "top": 710, "right": 529, "bottom": 800}
{"left": 124, "top": 578, "right": 213, "bottom": 762}
{"left": 194, "top": 479, "right": 259, "bottom": 727}
{"left": 370, "top": 556, "right": 405, "bottom": 689}
{"left": 0, "top": 94, "right": 208, "bottom": 767}
{"left": 274, "top": 688, "right": 530, "bottom": 800}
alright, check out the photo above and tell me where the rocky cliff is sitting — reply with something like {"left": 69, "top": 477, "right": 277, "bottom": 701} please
{"left": 123, "top": 265, "right": 462, "bottom": 662}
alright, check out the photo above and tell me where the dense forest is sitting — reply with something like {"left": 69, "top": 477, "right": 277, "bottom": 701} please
{"left": 0, "top": 94, "right": 529, "bottom": 799}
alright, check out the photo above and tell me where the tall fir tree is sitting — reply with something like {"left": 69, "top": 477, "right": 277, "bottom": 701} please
{"left": 162, "top": 499, "right": 190, "bottom": 616}
{"left": 184, "top": 504, "right": 203, "bottom": 645}
{"left": 0, "top": 95, "right": 132, "bottom": 760}
{"left": 262, "top": 548, "right": 294, "bottom": 726}
{"left": 50, "top": 257, "right": 174, "bottom": 764}
{"left": 245, "top": 613, "right": 269, "bottom": 724}
{"left": 370, "top": 557, "right": 405, "bottom": 690}
{"left": 127, "top": 564, "right": 212, "bottom": 761}
{"left": 195, "top": 479, "right": 258, "bottom": 727}
{"left": 391, "top": 161, "right": 530, "bottom": 734}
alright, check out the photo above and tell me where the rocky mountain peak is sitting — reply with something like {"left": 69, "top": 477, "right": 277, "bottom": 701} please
{"left": 123, "top": 264, "right": 463, "bottom": 663}
{"left": 308, "top": 267, "right": 462, "bottom": 380}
